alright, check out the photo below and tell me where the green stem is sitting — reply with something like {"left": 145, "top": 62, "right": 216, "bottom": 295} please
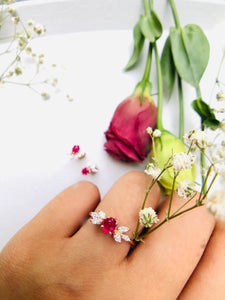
{"left": 167, "top": 173, "right": 178, "bottom": 217}
{"left": 134, "top": 177, "right": 156, "bottom": 238}
{"left": 178, "top": 74, "right": 184, "bottom": 140}
{"left": 196, "top": 86, "right": 207, "bottom": 194}
{"left": 199, "top": 172, "right": 218, "bottom": 205}
{"left": 169, "top": 0, "right": 181, "bottom": 28}
{"left": 171, "top": 192, "right": 197, "bottom": 217}
{"left": 134, "top": 165, "right": 171, "bottom": 239}
{"left": 142, "top": 43, "right": 153, "bottom": 82}
{"left": 143, "top": 0, "right": 150, "bottom": 16}
{"left": 149, "top": 0, "right": 153, "bottom": 11}
{"left": 154, "top": 42, "right": 164, "bottom": 131}
{"left": 136, "top": 203, "right": 199, "bottom": 241}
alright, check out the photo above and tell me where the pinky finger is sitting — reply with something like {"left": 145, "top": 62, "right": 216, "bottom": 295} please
{"left": 178, "top": 220, "right": 225, "bottom": 300}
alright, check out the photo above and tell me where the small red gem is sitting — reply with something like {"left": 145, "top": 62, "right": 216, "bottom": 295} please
{"left": 72, "top": 145, "right": 80, "bottom": 154}
{"left": 81, "top": 167, "right": 90, "bottom": 175}
{"left": 101, "top": 217, "right": 117, "bottom": 234}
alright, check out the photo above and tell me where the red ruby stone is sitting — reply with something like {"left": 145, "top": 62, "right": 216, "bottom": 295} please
{"left": 72, "top": 145, "right": 80, "bottom": 154}
{"left": 81, "top": 167, "right": 90, "bottom": 175}
{"left": 101, "top": 217, "right": 117, "bottom": 234}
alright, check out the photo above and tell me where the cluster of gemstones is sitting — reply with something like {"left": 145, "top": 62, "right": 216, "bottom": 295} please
{"left": 89, "top": 210, "right": 132, "bottom": 244}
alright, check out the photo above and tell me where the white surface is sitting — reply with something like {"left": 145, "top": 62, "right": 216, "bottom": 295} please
{"left": 0, "top": 0, "right": 225, "bottom": 250}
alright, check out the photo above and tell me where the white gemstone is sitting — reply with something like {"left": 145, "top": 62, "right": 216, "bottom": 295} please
{"left": 118, "top": 226, "right": 129, "bottom": 233}
{"left": 90, "top": 211, "right": 102, "bottom": 225}
{"left": 90, "top": 212, "right": 98, "bottom": 219}
{"left": 121, "top": 234, "right": 131, "bottom": 242}
{"left": 90, "top": 218, "right": 101, "bottom": 225}
{"left": 98, "top": 210, "right": 106, "bottom": 219}
{"left": 113, "top": 232, "right": 122, "bottom": 243}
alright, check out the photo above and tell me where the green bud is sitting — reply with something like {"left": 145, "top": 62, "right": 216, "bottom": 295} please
{"left": 151, "top": 130, "right": 196, "bottom": 194}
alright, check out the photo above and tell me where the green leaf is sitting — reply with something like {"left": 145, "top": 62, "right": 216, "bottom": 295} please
{"left": 161, "top": 36, "right": 176, "bottom": 97}
{"left": 125, "top": 21, "right": 145, "bottom": 70}
{"left": 139, "top": 10, "right": 162, "bottom": 43}
{"left": 170, "top": 24, "right": 210, "bottom": 87}
{"left": 192, "top": 98, "right": 220, "bottom": 129}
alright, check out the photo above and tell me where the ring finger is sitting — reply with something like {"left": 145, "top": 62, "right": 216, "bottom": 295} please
{"left": 74, "top": 171, "right": 160, "bottom": 264}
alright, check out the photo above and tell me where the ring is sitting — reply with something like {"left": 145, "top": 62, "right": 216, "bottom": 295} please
{"left": 89, "top": 210, "right": 134, "bottom": 245}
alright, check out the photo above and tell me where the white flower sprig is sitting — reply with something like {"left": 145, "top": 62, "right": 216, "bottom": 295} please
{"left": 0, "top": 1, "right": 71, "bottom": 101}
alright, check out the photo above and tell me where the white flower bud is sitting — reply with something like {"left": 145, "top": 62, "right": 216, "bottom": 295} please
{"left": 153, "top": 129, "right": 161, "bottom": 137}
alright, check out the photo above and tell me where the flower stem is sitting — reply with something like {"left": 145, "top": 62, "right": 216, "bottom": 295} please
{"left": 143, "top": 0, "right": 150, "bottom": 16}
{"left": 136, "top": 203, "right": 200, "bottom": 241}
{"left": 196, "top": 85, "right": 207, "bottom": 194}
{"left": 178, "top": 74, "right": 184, "bottom": 140}
{"left": 154, "top": 42, "right": 164, "bottom": 131}
{"left": 142, "top": 43, "right": 153, "bottom": 82}
{"left": 167, "top": 173, "right": 178, "bottom": 217}
{"left": 134, "top": 177, "right": 156, "bottom": 238}
{"left": 169, "top": 0, "right": 181, "bottom": 28}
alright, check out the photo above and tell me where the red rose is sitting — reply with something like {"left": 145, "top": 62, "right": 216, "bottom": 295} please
{"left": 104, "top": 95, "right": 157, "bottom": 162}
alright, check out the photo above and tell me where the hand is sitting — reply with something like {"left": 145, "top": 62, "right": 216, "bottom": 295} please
{"left": 0, "top": 172, "right": 224, "bottom": 299}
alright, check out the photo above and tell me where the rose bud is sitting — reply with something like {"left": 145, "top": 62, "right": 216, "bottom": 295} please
{"left": 104, "top": 86, "right": 157, "bottom": 162}
{"left": 150, "top": 130, "right": 196, "bottom": 194}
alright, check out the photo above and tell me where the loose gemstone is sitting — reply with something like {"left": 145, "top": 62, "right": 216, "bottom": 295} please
{"left": 72, "top": 145, "right": 80, "bottom": 154}
{"left": 101, "top": 217, "right": 117, "bottom": 234}
{"left": 81, "top": 167, "right": 90, "bottom": 175}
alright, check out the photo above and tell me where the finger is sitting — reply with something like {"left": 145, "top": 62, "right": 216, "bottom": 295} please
{"left": 128, "top": 193, "right": 215, "bottom": 299}
{"left": 28, "top": 181, "right": 100, "bottom": 238}
{"left": 178, "top": 220, "right": 225, "bottom": 299}
{"left": 75, "top": 171, "right": 160, "bottom": 264}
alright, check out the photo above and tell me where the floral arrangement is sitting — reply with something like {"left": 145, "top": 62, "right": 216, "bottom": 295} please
{"left": 103, "top": 0, "right": 225, "bottom": 242}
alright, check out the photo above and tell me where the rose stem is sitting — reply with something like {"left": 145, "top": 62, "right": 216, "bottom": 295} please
{"left": 154, "top": 41, "right": 164, "bottom": 131}
{"left": 168, "top": 0, "right": 184, "bottom": 141}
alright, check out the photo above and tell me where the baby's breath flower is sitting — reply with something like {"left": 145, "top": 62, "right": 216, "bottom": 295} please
{"left": 139, "top": 207, "right": 159, "bottom": 228}
{"left": 39, "top": 57, "right": 44, "bottom": 64}
{"left": 7, "top": 7, "right": 16, "bottom": 16}
{"left": 66, "top": 94, "right": 73, "bottom": 101}
{"left": 184, "top": 129, "right": 208, "bottom": 149}
{"left": 6, "top": 71, "right": 13, "bottom": 78}
{"left": 14, "top": 66, "right": 22, "bottom": 75}
{"left": 18, "top": 35, "right": 27, "bottom": 50}
{"left": 171, "top": 152, "right": 195, "bottom": 173}
{"left": 11, "top": 16, "right": 20, "bottom": 25}
{"left": 153, "top": 129, "right": 162, "bottom": 138}
{"left": 205, "top": 190, "right": 225, "bottom": 220}
{"left": 51, "top": 78, "right": 58, "bottom": 87}
{"left": 146, "top": 126, "right": 153, "bottom": 135}
{"left": 144, "top": 162, "right": 161, "bottom": 180}
{"left": 27, "top": 19, "right": 34, "bottom": 26}
{"left": 216, "top": 91, "right": 225, "bottom": 101}
{"left": 25, "top": 47, "right": 32, "bottom": 55}
{"left": 176, "top": 179, "right": 194, "bottom": 199}
{"left": 41, "top": 92, "right": 50, "bottom": 100}
{"left": 33, "top": 24, "right": 46, "bottom": 35}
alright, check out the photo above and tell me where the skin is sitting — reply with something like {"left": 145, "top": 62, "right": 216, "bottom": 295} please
{"left": 0, "top": 171, "right": 224, "bottom": 299}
